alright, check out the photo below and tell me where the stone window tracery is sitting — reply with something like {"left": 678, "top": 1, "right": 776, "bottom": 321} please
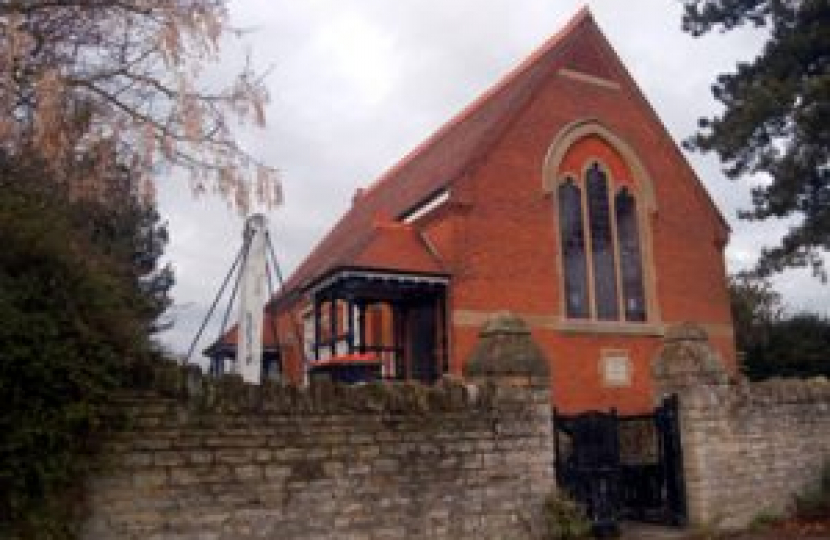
{"left": 557, "top": 160, "right": 647, "bottom": 323}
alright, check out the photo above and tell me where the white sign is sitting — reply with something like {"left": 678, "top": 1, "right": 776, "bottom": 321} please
{"left": 236, "top": 214, "right": 269, "bottom": 384}
{"left": 601, "top": 350, "right": 631, "bottom": 387}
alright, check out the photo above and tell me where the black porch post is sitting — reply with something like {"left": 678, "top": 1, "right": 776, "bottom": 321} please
{"left": 440, "top": 289, "right": 449, "bottom": 375}
{"left": 358, "top": 302, "right": 367, "bottom": 354}
{"left": 395, "top": 303, "right": 408, "bottom": 380}
{"left": 346, "top": 298, "right": 354, "bottom": 354}
{"left": 329, "top": 292, "right": 337, "bottom": 357}
{"left": 313, "top": 294, "right": 321, "bottom": 361}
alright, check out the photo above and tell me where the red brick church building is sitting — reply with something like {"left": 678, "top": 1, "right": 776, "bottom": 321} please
{"left": 215, "top": 8, "right": 736, "bottom": 414}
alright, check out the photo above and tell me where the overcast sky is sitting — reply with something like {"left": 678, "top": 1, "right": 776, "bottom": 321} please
{"left": 156, "top": 1, "right": 830, "bottom": 361}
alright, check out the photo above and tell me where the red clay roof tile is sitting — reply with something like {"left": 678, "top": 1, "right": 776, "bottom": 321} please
{"left": 348, "top": 220, "right": 445, "bottom": 275}
{"left": 209, "top": 312, "right": 281, "bottom": 349}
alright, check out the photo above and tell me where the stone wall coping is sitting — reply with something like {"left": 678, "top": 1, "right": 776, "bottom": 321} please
{"left": 681, "top": 376, "right": 830, "bottom": 409}
{"left": 124, "top": 359, "right": 548, "bottom": 417}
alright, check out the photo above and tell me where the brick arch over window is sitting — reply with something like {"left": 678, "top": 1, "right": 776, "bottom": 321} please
{"left": 543, "top": 119, "right": 657, "bottom": 212}
{"left": 544, "top": 120, "right": 661, "bottom": 327}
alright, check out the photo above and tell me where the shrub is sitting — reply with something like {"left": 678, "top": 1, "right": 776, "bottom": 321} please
{"left": 0, "top": 184, "right": 156, "bottom": 538}
{"left": 748, "top": 510, "right": 784, "bottom": 531}
{"left": 793, "top": 460, "right": 830, "bottom": 521}
{"left": 542, "top": 493, "right": 592, "bottom": 540}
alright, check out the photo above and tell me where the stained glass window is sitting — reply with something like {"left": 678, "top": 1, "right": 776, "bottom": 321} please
{"left": 615, "top": 189, "right": 646, "bottom": 321}
{"left": 586, "top": 163, "right": 619, "bottom": 321}
{"left": 557, "top": 161, "right": 647, "bottom": 323}
{"left": 558, "top": 180, "right": 589, "bottom": 318}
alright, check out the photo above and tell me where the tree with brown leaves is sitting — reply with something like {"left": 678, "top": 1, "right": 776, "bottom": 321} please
{"left": 0, "top": 0, "right": 279, "bottom": 212}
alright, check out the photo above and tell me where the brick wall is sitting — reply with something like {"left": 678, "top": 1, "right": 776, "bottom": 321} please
{"left": 82, "top": 374, "right": 554, "bottom": 540}
{"left": 678, "top": 378, "right": 830, "bottom": 529}
{"left": 443, "top": 20, "right": 736, "bottom": 414}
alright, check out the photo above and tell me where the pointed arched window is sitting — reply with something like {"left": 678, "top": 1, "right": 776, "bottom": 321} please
{"left": 586, "top": 163, "right": 619, "bottom": 321}
{"left": 558, "top": 179, "right": 589, "bottom": 318}
{"left": 615, "top": 188, "right": 646, "bottom": 321}
{"left": 558, "top": 161, "right": 647, "bottom": 323}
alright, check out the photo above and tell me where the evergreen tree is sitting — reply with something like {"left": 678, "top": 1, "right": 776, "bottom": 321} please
{"left": 683, "top": 0, "right": 830, "bottom": 278}
{"left": 0, "top": 181, "right": 149, "bottom": 537}
{"left": 0, "top": 153, "right": 175, "bottom": 334}
{"left": 728, "top": 272, "right": 783, "bottom": 354}
{"left": 0, "top": 154, "right": 174, "bottom": 537}
{"left": 744, "top": 312, "right": 830, "bottom": 380}
{"left": 728, "top": 273, "right": 830, "bottom": 380}
{"left": 67, "top": 169, "right": 175, "bottom": 334}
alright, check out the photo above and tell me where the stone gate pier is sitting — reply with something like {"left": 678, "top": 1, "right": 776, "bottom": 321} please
{"left": 653, "top": 323, "right": 830, "bottom": 529}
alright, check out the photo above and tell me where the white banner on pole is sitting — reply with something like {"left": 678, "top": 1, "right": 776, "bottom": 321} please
{"left": 236, "top": 214, "right": 269, "bottom": 384}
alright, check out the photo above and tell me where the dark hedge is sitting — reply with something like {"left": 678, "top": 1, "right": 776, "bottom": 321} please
{"left": 0, "top": 183, "right": 157, "bottom": 538}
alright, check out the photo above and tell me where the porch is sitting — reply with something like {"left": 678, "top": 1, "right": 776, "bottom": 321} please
{"left": 306, "top": 268, "right": 449, "bottom": 384}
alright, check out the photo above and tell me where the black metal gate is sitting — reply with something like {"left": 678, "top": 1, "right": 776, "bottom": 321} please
{"left": 553, "top": 395, "right": 686, "bottom": 534}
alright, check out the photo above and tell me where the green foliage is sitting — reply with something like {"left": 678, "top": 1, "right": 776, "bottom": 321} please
{"left": 793, "top": 460, "right": 830, "bottom": 521}
{"left": 682, "top": 0, "right": 830, "bottom": 279}
{"left": 541, "top": 493, "right": 592, "bottom": 540}
{"left": 64, "top": 175, "right": 175, "bottom": 334}
{"left": 0, "top": 169, "right": 165, "bottom": 537}
{"left": 728, "top": 273, "right": 783, "bottom": 354}
{"left": 748, "top": 510, "right": 784, "bottom": 531}
{"left": 0, "top": 155, "right": 175, "bottom": 335}
{"left": 743, "top": 311, "right": 830, "bottom": 380}
{"left": 728, "top": 273, "right": 830, "bottom": 379}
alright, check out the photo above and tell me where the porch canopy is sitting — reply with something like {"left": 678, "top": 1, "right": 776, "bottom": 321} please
{"left": 305, "top": 266, "right": 449, "bottom": 383}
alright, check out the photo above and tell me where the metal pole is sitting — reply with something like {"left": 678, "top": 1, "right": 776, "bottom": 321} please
{"left": 184, "top": 245, "right": 245, "bottom": 365}
{"left": 265, "top": 231, "right": 285, "bottom": 287}
{"left": 218, "top": 235, "right": 251, "bottom": 346}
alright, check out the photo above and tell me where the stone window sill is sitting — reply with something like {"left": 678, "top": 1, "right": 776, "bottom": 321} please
{"left": 554, "top": 319, "right": 664, "bottom": 336}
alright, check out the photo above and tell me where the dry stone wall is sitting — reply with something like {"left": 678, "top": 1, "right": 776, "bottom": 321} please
{"left": 82, "top": 374, "right": 554, "bottom": 540}
{"left": 654, "top": 324, "right": 830, "bottom": 529}
{"left": 678, "top": 377, "right": 830, "bottom": 529}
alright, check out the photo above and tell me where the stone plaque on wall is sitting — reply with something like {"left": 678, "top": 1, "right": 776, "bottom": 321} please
{"left": 601, "top": 350, "right": 631, "bottom": 387}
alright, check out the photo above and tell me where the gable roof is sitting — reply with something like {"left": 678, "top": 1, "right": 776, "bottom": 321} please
{"left": 347, "top": 219, "right": 445, "bottom": 275}
{"left": 274, "top": 7, "right": 727, "bottom": 307}
{"left": 276, "top": 8, "right": 594, "bottom": 303}
{"left": 204, "top": 313, "right": 280, "bottom": 354}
